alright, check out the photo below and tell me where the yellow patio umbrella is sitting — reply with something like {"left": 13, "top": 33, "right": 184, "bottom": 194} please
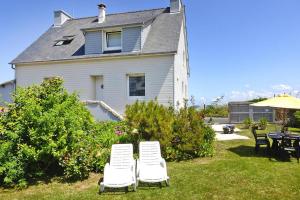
{"left": 251, "top": 94, "right": 300, "bottom": 109}
{"left": 251, "top": 94, "right": 300, "bottom": 126}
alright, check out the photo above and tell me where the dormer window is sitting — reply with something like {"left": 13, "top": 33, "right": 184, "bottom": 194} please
{"left": 104, "top": 31, "right": 122, "bottom": 51}
{"left": 54, "top": 35, "right": 75, "bottom": 46}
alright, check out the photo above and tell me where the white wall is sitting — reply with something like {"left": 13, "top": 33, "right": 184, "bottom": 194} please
{"left": 0, "top": 82, "right": 15, "bottom": 105}
{"left": 174, "top": 21, "right": 189, "bottom": 108}
{"left": 16, "top": 55, "right": 175, "bottom": 114}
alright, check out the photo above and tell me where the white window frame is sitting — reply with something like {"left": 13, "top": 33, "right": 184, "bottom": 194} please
{"left": 103, "top": 29, "right": 122, "bottom": 51}
{"left": 127, "top": 73, "right": 146, "bottom": 100}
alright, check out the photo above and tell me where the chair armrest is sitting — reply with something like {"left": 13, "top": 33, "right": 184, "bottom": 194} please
{"left": 160, "top": 158, "right": 167, "bottom": 168}
{"left": 160, "top": 158, "right": 168, "bottom": 178}
{"left": 257, "top": 134, "right": 268, "bottom": 138}
{"left": 104, "top": 163, "right": 110, "bottom": 173}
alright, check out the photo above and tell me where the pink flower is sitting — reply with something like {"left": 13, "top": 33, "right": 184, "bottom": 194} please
{"left": 115, "top": 129, "right": 123, "bottom": 136}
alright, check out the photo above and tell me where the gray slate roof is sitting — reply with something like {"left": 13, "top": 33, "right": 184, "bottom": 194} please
{"left": 11, "top": 7, "right": 183, "bottom": 64}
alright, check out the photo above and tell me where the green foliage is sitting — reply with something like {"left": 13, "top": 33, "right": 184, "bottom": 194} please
{"left": 201, "top": 105, "right": 228, "bottom": 118}
{"left": 125, "top": 101, "right": 174, "bottom": 152}
{"left": 248, "top": 97, "right": 268, "bottom": 103}
{"left": 0, "top": 78, "right": 128, "bottom": 188}
{"left": 125, "top": 100, "right": 215, "bottom": 161}
{"left": 293, "top": 111, "right": 300, "bottom": 128}
{"left": 243, "top": 117, "right": 253, "bottom": 129}
{"left": 90, "top": 121, "right": 129, "bottom": 172}
{"left": 258, "top": 117, "right": 268, "bottom": 130}
{"left": 0, "top": 78, "right": 94, "bottom": 187}
{"left": 171, "top": 106, "right": 215, "bottom": 160}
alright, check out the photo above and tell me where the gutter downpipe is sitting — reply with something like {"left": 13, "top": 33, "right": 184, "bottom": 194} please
{"left": 11, "top": 64, "right": 17, "bottom": 93}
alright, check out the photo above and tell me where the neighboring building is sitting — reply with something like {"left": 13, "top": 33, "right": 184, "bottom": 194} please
{"left": 0, "top": 80, "right": 15, "bottom": 106}
{"left": 228, "top": 101, "right": 275, "bottom": 123}
{"left": 10, "top": 0, "right": 189, "bottom": 121}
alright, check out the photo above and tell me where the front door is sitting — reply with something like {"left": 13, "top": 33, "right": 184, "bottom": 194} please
{"left": 95, "top": 76, "right": 104, "bottom": 101}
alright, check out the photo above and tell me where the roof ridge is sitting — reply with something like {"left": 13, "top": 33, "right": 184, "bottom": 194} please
{"left": 70, "top": 7, "right": 167, "bottom": 21}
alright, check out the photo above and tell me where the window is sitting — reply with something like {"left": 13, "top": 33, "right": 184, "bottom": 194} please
{"left": 54, "top": 35, "right": 75, "bottom": 46}
{"left": 128, "top": 75, "right": 145, "bottom": 97}
{"left": 105, "top": 31, "right": 121, "bottom": 50}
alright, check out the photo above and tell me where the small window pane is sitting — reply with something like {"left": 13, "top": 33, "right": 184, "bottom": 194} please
{"left": 129, "top": 76, "right": 145, "bottom": 97}
{"left": 107, "top": 32, "right": 121, "bottom": 48}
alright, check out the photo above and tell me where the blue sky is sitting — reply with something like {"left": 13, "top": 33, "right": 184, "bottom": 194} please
{"left": 1, "top": 0, "right": 300, "bottom": 105}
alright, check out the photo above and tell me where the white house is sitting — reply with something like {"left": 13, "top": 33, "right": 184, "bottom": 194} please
{"left": 10, "top": 0, "right": 189, "bottom": 121}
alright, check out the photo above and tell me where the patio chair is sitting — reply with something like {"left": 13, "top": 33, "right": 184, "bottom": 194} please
{"left": 251, "top": 126, "right": 271, "bottom": 154}
{"left": 281, "top": 136, "right": 300, "bottom": 163}
{"left": 100, "top": 144, "right": 137, "bottom": 193}
{"left": 137, "top": 141, "right": 169, "bottom": 186}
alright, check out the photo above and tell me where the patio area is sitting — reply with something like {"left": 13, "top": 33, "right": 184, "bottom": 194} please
{"left": 212, "top": 124, "right": 249, "bottom": 141}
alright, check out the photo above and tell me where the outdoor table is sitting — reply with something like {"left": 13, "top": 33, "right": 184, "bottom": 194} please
{"left": 268, "top": 132, "right": 300, "bottom": 153}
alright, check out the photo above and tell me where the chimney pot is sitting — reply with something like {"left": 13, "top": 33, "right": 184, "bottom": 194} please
{"left": 98, "top": 4, "right": 106, "bottom": 9}
{"left": 98, "top": 3, "right": 106, "bottom": 23}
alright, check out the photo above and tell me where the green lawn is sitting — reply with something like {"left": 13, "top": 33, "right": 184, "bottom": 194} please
{"left": 1, "top": 125, "right": 300, "bottom": 200}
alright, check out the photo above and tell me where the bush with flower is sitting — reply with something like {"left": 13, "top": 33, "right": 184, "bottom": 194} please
{"left": 0, "top": 78, "right": 129, "bottom": 188}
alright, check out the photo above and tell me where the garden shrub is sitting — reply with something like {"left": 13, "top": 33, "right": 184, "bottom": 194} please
{"left": 293, "top": 111, "right": 300, "bottom": 128}
{"left": 0, "top": 78, "right": 95, "bottom": 187}
{"left": 170, "top": 105, "right": 215, "bottom": 160}
{"left": 201, "top": 105, "right": 228, "bottom": 118}
{"left": 125, "top": 100, "right": 215, "bottom": 161}
{"left": 0, "top": 78, "right": 129, "bottom": 188}
{"left": 243, "top": 117, "right": 253, "bottom": 129}
{"left": 90, "top": 121, "right": 129, "bottom": 172}
{"left": 258, "top": 117, "right": 268, "bottom": 130}
{"left": 125, "top": 101, "right": 174, "bottom": 152}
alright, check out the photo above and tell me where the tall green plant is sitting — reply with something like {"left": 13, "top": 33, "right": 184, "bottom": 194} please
{"left": 125, "top": 100, "right": 215, "bottom": 161}
{"left": 0, "top": 78, "right": 95, "bottom": 187}
{"left": 125, "top": 100, "right": 174, "bottom": 152}
{"left": 243, "top": 117, "right": 253, "bottom": 129}
{"left": 258, "top": 117, "right": 268, "bottom": 130}
{"left": 171, "top": 105, "right": 215, "bottom": 160}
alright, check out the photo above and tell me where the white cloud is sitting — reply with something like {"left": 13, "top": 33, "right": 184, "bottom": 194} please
{"left": 227, "top": 90, "right": 273, "bottom": 102}
{"left": 272, "top": 84, "right": 292, "bottom": 91}
{"left": 244, "top": 84, "right": 250, "bottom": 88}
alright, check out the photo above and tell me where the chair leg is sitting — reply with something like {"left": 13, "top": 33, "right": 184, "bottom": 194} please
{"left": 99, "top": 183, "right": 105, "bottom": 194}
{"left": 267, "top": 143, "right": 271, "bottom": 159}
{"left": 255, "top": 145, "right": 259, "bottom": 153}
{"left": 166, "top": 179, "right": 170, "bottom": 187}
{"left": 297, "top": 148, "right": 300, "bottom": 164}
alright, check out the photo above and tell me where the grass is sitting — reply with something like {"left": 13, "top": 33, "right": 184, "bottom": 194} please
{"left": 1, "top": 125, "right": 300, "bottom": 200}
{"left": 289, "top": 127, "right": 300, "bottom": 133}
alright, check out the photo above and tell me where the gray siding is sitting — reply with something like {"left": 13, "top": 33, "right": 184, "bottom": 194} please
{"left": 122, "top": 27, "right": 141, "bottom": 52}
{"left": 0, "top": 82, "right": 15, "bottom": 106}
{"left": 228, "top": 102, "right": 275, "bottom": 123}
{"left": 86, "top": 103, "right": 120, "bottom": 121}
{"left": 85, "top": 31, "right": 102, "bottom": 54}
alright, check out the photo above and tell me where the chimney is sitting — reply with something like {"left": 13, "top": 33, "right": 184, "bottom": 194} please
{"left": 170, "top": 0, "right": 182, "bottom": 13}
{"left": 98, "top": 4, "right": 106, "bottom": 23}
{"left": 54, "top": 10, "right": 72, "bottom": 27}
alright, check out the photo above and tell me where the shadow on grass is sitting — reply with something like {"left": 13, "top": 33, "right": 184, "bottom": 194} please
{"left": 228, "top": 145, "right": 269, "bottom": 158}
{"left": 228, "top": 145, "right": 297, "bottom": 163}
{"left": 137, "top": 182, "right": 168, "bottom": 191}
{"left": 96, "top": 179, "right": 167, "bottom": 196}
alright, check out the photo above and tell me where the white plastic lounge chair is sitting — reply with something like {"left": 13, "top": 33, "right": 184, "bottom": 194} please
{"left": 100, "top": 144, "right": 137, "bottom": 193}
{"left": 137, "top": 141, "right": 169, "bottom": 186}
